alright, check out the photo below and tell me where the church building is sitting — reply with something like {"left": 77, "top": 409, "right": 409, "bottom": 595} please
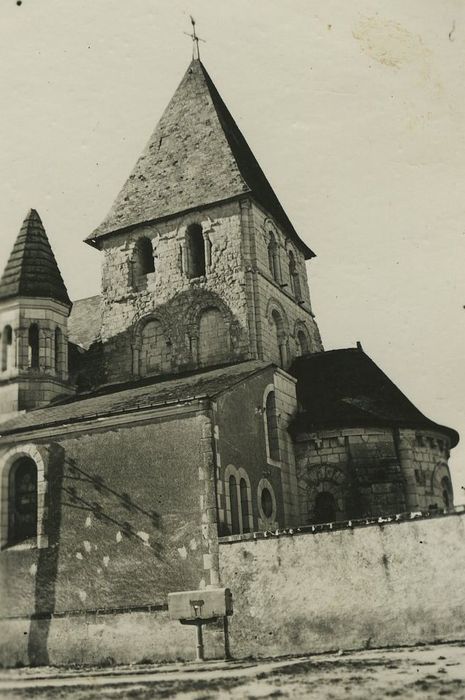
{"left": 0, "top": 57, "right": 458, "bottom": 665}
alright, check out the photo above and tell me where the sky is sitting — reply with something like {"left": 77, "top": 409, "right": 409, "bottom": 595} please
{"left": 0, "top": 0, "right": 464, "bottom": 498}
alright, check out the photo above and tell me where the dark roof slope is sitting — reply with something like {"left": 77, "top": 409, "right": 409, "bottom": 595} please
{"left": 88, "top": 59, "right": 314, "bottom": 259}
{"left": 290, "top": 348, "right": 459, "bottom": 447}
{"left": 0, "top": 210, "right": 71, "bottom": 307}
{"left": 0, "top": 360, "right": 270, "bottom": 436}
{"left": 68, "top": 295, "right": 103, "bottom": 350}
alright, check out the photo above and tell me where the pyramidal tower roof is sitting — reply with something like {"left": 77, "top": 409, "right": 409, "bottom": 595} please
{"left": 0, "top": 209, "right": 71, "bottom": 307}
{"left": 88, "top": 59, "right": 314, "bottom": 258}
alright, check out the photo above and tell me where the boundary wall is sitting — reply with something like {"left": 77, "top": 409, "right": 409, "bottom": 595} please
{"left": 2, "top": 508, "right": 464, "bottom": 666}
{"left": 219, "top": 507, "right": 465, "bottom": 658}
{"left": 0, "top": 605, "right": 224, "bottom": 667}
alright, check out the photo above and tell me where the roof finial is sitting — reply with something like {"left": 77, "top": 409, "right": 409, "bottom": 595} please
{"left": 183, "top": 16, "right": 205, "bottom": 60}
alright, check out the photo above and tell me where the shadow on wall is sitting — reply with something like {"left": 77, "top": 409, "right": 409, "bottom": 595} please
{"left": 27, "top": 450, "right": 168, "bottom": 665}
{"left": 27, "top": 444, "right": 64, "bottom": 666}
{"left": 61, "top": 457, "right": 163, "bottom": 550}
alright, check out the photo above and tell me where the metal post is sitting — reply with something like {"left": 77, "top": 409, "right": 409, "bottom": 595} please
{"left": 195, "top": 620, "right": 204, "bottom": 662}
{"left": 223, "top": 615, "right": 231, "bottom": 660}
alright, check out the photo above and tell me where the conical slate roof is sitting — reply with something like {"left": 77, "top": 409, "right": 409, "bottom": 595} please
{"left": 289, "top": 348, "right": 459, "bottom": 447}
{"left": 88, "top": 59, "right": 314, "bottom": 258}
{"left": 0, "top": 209, "right": 71, "bottom": 307}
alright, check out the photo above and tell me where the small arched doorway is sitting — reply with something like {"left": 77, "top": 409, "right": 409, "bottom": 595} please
{"left": 314, "top": 491, "right": 337, "bottom": 524}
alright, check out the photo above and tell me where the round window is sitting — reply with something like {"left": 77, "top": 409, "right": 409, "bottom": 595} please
{"left": 261, "top": 488, "right": 273, "bottom": 518}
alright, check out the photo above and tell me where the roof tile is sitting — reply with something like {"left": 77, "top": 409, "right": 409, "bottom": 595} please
{"left": 88, "top": 60, "right": 314, "bottom": 258}
{"left": 0, "top": 360, "right": 270, "bottom": 436}
{"left": 0, "top": 210, "right": 71, "bottom": 306}
{"left": 290, "top": 348, "right": 459, "bottom": 446}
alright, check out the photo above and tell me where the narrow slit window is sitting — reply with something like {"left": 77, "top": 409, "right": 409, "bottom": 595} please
{"left": 54, "top": 327, "right": 62, "bottom": 373}
{"left": 270, "top": 309, "right": 286, "bottom": 367}
{"left": 186, "top": 224, "right": 205, "bottom": 278}
{"left": 268, "top": 233, "right": 279, "bottom": 282}
{"left": 229, "top": 474, "right": 240, "bottom": 535}
{"left": 239, "top": 478, "right": 250, "bottom": 534}
{"left": 1, "top": 325, "right": 12, "bottom": 371}
{"left": 137, "top": 237, "right": 155, "bottom": 275}
{"left": 265, "top": 390, "right": 280, "bottom": 462}
{"left": 288, "top": 250, "right": 302, "bottom": 300}
{"left": 28, "top": 324, "right": 39, "bottom": 369}
{"left": 296, "top": 329, "right": 309, "bottom": 357}
{"left": 441, "top": 476, "right": 452, "bottom": 509}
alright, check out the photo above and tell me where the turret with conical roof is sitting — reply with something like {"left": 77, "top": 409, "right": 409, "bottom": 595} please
{"left": 0, "top": 209, "right": 71, "bottom": 306}
{"left": 0, "top": 211, "right": 73, "bottom": 418}
{"left": 86, "top": 58, "right": 323, "bottom": 387}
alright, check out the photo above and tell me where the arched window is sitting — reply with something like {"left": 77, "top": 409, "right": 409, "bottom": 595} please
{"left": 288, "top": 250, "right": 302, "bottom": 300}
{"left": 198, "top": 308, "right": 229, "bottom": 366}
{"left": 1, "top": 325, "right": 12, "bottom": 372}
{"left": 137, "top": 237, "right": 155, "bottom": 275}
{"left": 186, "top": 223, "right": 205, "bottom": 278}
{"left": 8, "top": 457, "right": 37, "bottom": 546}
{"left": 229, "top": 474, "right": 240, "bottom": 535}
{"left": 225, "top": 466, "right": 253, "bottom": 536}
{"left": 265, "top": 389, "right": 280, "bottom": 462}
{"left": 431, "top": 463, "right": 454, "bottom": 511}
{"left": 54, "top": 327, "right": 62, "bottom": 373}
{"left": 239, "top": 478, "right": 250, "bottom": 534}
{"left": 270, "top": 309, "right": 286, "bottom": 366}
{"left": 314, "top": 491, "right": 337, "bottom": 524}
{"left": 28, "top": 324, "right": 39, "bottom": 369}
{"left": 441, "top": 476, "right": 453, "bottom": 509}
{"left": 268, "top": 233, "right": 279, "bottom": 282}
{"left": 139, "top": 319, "right": 171, "bottom": 376}
{"left": 296, "top": 329, "right": 309, "bottom": 357}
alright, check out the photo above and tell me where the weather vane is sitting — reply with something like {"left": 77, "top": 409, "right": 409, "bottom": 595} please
{"left": 183, "top": 16, "right": 206, "bottom": 60}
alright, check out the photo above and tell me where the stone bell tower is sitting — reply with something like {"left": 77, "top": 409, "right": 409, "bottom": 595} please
{"left": 0, "top": 210, "right": 73, "bottom": 418}
{"left": 84, "top": 58, "right": 323, "bottom": 387}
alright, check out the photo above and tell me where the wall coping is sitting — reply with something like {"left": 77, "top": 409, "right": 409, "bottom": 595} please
{"left": 1, "top": 602, "right": 169, "bottom": 622}
{"left": 218, "top": 504, "right": 465, "bottom": 545}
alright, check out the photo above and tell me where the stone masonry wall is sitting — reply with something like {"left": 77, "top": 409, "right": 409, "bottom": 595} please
{"left": 213, "top": 367, "right": 299, "bottom": 538}
{"left": 213, "top": 367, "right": 284, "bottom": 537}
{"left": 294, "top": 427, "right": 406, "bottom": 524}
{"left": 1, "top": 609, "right": 225, "bottom": 667}
{"left": 85, "top": 196, "right": 323, "bottom": 385}
{"left": 0, "top": 298, "right": 71, "bottom": 415}
{"left": 397, "top": 428, "right": 454, "bottom": 511}
{"left": 0, "top": 409, "right": 220, "bottom": 666}
{"left": 243, "top": 201, "right": 323, "bottom": 368}
{"left": 219, "top": 510, "right": 465, "bottom": 658}
{"left": 98, "top": 200, "right": 251, "bottom": 385}
{"left": 273, "top": 370, "right": 300, "bottom": 526}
